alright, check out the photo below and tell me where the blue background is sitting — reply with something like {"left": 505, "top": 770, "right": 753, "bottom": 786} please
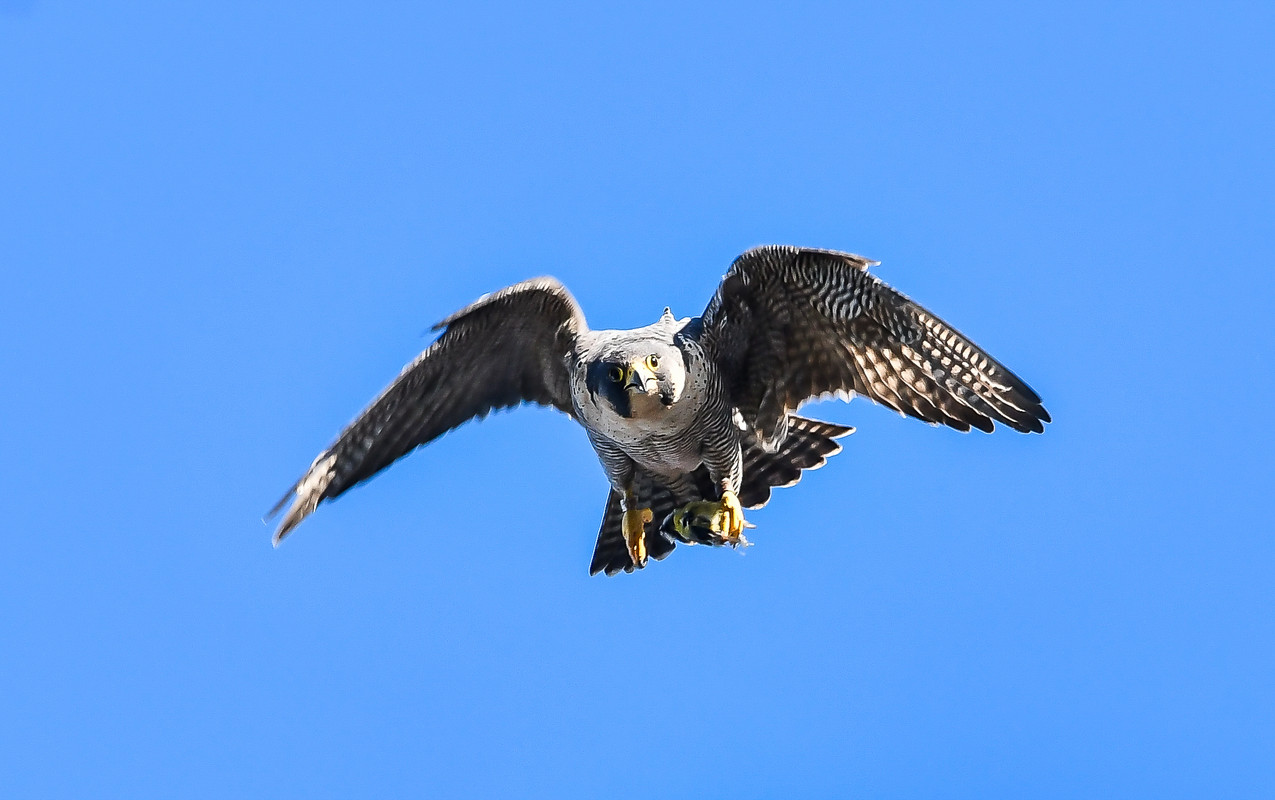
{"left": 2, "top": 2, "right": 1272, "bottom": 797}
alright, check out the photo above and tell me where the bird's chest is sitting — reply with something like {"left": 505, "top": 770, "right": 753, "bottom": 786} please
{"left": 574, "top": 365, "right": 714, "bottom": 475}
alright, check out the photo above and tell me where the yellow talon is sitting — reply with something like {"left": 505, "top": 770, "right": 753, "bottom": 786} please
{"left": 719, "top": 490, "right": 744, "bottom": 541}
{"left": 623, "top": 507, "right": 653, "bottom": 567}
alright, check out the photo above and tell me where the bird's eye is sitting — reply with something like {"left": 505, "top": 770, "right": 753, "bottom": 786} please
{"left": 607, "top": 366, "right": 625, "bottom": 382}
{"left": 646, "top": 355, "right": 659, "bottom": 369}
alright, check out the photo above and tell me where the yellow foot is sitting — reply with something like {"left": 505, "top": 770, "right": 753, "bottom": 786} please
{"left": 623, "top": 507, "right": 654, "bottom": 567}
{"left": 668, "top": 490, "right": 751, "bottom": 548}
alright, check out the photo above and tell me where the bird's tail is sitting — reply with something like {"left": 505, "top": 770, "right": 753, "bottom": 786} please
{"left": 736, "top": 415, "right": 853, "bottom": 509}
{"left": 588, "top": 415, "right": 853, "bottom": 576}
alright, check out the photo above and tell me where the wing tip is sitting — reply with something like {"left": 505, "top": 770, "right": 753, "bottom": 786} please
{"left": 266, "top": 452, "right": 338, "bottom": 546}
{"left": 992, "top": 407, "right": 1049, "bottom": 434}
{"left": 265, "top": 488, "right": 294, "bottom": 520}
{"left": 268, "top": 502, "right": 305, "bottom": 546}
{"left": 264, "top": 488, "right": 297, "bottom": 546}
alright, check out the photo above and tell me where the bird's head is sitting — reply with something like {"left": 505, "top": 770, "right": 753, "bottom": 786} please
{"left": 587, "top": 341, "right": 686, "bottom": 419}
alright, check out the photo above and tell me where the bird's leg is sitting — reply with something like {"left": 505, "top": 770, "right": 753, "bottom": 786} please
{"left": 719, "top": 489, "right": 746, "bottom": 543}
{"left": 622, "top": 488, "right": 653, "bottom": 568}
{"left": 669, "top": 488, "right": 750, "bottom": 548}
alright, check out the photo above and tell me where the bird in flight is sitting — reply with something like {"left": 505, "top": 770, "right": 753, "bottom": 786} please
{"left": 269, "top": 246, "right": 1049, "bottom": 575}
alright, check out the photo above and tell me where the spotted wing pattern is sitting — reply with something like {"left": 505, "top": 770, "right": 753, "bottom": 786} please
{"left": 269, "top": 278, "right": 587, "bottom": 542}
{"left": 700, "top": 246, "right": 1049, "bottom": 445}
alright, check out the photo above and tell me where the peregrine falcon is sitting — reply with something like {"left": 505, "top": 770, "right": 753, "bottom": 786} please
{"left": 269, "top": 246, "right": 1049, "bottom": 575}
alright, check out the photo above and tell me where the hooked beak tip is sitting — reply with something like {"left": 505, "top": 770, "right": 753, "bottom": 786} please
{"left": 624, "top": 365, "right": 650, "bottom": 393}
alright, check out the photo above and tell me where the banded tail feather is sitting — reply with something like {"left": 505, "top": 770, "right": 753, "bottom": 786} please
{"left": 588, "top": 415, "right": 853, "bottom": 576}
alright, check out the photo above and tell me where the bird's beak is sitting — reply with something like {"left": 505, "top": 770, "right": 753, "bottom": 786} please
{"left": 624, "top": 362, "right": 653, "bottom": 393}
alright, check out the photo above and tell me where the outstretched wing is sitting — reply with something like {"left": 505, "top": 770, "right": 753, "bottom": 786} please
{"left": 699, "top": 246, "right": 1049, "bottom": 445}
{"left": 269, "top": 278, "right": 587, "bottom": 543}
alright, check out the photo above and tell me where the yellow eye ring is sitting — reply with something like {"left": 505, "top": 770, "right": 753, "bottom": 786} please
{"left": 607, "top": 366, "right": 625, "bottom": 382}
{"left": 646, "top": 354, "right": 660, "bottom": 369}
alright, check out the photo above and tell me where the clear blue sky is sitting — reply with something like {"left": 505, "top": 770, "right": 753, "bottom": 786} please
{"left": 2, "top": 2, "right": 1272, "bottom": 797}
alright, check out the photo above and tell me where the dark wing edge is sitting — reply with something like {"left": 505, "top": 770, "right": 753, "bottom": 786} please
{"left": 699, "top": 246, "right": 1050, "bottom": 441}
{"left": 267, "top": 277, "right": 587, "bottom": 544}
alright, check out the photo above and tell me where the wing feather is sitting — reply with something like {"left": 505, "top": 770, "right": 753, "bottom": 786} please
{"left": 269, "top": 278, "right": 586, "bottom": 542}
{"left": 700, "top": 246, "right": 1049, "bottom": 440}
